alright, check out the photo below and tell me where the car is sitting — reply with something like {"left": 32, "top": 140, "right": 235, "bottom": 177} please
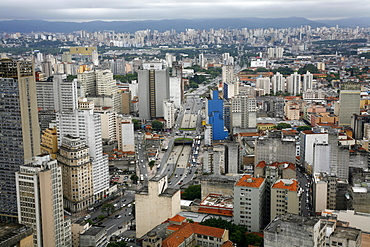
{"left": 118, "top": 226, "right": 123, "bottom": 229}
{"left": 140, "top": 160, "right": 143, "bottom": 163}
{"left": 128, "top": 204, "right": 132, "bottom": 207}
{"left": 121, "top": 204, "right": 126, "bottom": 207}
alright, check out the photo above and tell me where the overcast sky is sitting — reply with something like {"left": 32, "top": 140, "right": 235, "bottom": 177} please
{"left": 1, "top": 0, "right": 369, "bottom": 22}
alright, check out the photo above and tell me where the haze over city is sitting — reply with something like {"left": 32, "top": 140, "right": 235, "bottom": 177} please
{"left": 1, "top": 0, "right": 370, "bottom": 21}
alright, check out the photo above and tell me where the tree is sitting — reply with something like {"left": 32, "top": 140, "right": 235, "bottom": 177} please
{"left": 200, "top": 217, "right": 249, "bottom": 247}
{"left": 130, "top": 174, "right": 139, "bottom": 184}
{"left": 297, "top": 125, "right": 312, "bottom": 131}
{"left": 101, "top": 203, "right": 115, "bottom": 216}
{"left": 107, "top": 242, "right": 127, "bottom": 247}
{"left": 275, "top": 123, "right": 292, "bottom": 130}
{"left": 298, "top": 64, "right": 319, "bottom": 74}
{"left": 148, "top": 160, "right": 155, "bottom": 170}
{"left": 181, "top": 185, "right": 201, "bottom": 200}
{"left": 152, "top": 120, "right": 163, "bottom": 130}
{"left": 132, "top": 119, "right": 141, "bottom": 130}
{"left": 245, "top": 233, "right": 264, "bottom": 246}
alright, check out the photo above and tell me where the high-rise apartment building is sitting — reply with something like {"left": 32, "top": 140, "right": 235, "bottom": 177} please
{"left": 138, "top": 66, "right": 170, "bottom": 119}
{"left": 302, "top": 71, "right": 313, "bottom": 92}
{"left": 233, "top": 175, "right": 265, "bottom": 232}
{"left": 57, "top": 135, "right": 94, "bottom": 212}
{"left": 271, "top": 72, "right": 285, "bottom": 94}
{"left": 230, "top": 94, "right": 257, "bottom": 129}
{"left": 270, "top": 179, "right": 301, "bottom": 221}
{"left": 286, "top": 72, "right": 301, "bottom": 96}
{"left": 57, "top": 105, "right": 109, "bottom": 197}
{"left": 256, "top": 77, "right": 271, "bottom": 95}
{"left": 40, "top": 126, "right": 58, "bottom": 159}
{"left": 117, "top": 115, "right": 135, "bottom": 152}
{"left": 338, "top": 83, "right": 360, "bottom": 126}
{"left": 16, "top": 154, "right": 71, "bottom": 246}
{"left": 0, "top": 59, "right": 41, "bottom": 219}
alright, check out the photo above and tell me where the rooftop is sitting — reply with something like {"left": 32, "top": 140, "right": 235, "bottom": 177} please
{"left": 163, "top": 222, "right": 227, "bottom": 247}
{"left": 265, "top": 214, "right": 320, "bottom": 233}
{"left": 200, "top": 194, "right": 233, "bottom": 209}
{"left": 272, "top": 179, "right": 299, "bottom": 191}
{"left": 235, "top": 175, "right": 264, "bottom": 188}
{"left": 331, "top": 226, "right": 361, "bottom": 242}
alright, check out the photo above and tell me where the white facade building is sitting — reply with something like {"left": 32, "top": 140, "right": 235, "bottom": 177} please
{"left": 302, "top": 71, "right": 313, "bottom": 92}
{"left": 117, "top": 115, "right": 135, "bottom": 152}
{"left": 256, "top": 77, "right": 271, "bottom": 95}
{"left": 286, "top": 72, "right": 301, "bottom": 96}
{"left": 163, "top": 100, "right": 175, "bottom": 129}
{"left": 56, "top": 98, "right": 109, "bottom": 197}
{"left": 271, "top": 72, "right": 285, "bottom": 94}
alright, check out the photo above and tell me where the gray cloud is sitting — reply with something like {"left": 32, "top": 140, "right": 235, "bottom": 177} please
{"left": 0, "top": 0, "right": 369, "bottom": 21}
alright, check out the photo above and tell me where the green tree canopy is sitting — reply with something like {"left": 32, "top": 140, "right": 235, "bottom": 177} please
{"left": 152, "top": 120, "right": 164, "bottom": 130}
{"left": 181, "top": 185, "right": 201, "bottom": 200}
{"left": 107, "top": 241, "right": 127, "bottom": 247}
{"left": 130, "top": 174, "right": 139, "bottom": 184}
{"left": 275, "top": 123, "right": 292, "bottom": 130}
{"left": 200, "top": 217, "right": 250, "bottom": 247}
{"left": 297, "top": 125, "right": 312, "bottom": 131}
{"left": 132, "top": 119, "right": 141, "bottom": 130}
{"left": 298, "top": 64, "right": 319, "bottom": 74}
{"left": 101, "top": 203, "right": 115, "bottom": 216}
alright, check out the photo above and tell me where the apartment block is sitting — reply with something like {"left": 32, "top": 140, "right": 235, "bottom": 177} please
{"left": 57, "top": 135, "right": 94, "bottom": 212}
{"left": 233, "top": 175, "right": 265, "bottom": 232}
{"left": 270, "top": 179, "right": 301, "bottom": 221}
{"left": 16, "top": 155, "right": 71, "bottom": 246}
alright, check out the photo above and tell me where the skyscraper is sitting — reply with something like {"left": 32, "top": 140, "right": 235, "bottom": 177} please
{"left": 57, "top": 135, "right": 94, "bottom": 212}
{"left": 16, "top": 154, "right": 71, "bottom": 246}
{"left": 0, "top": 59, "right": 41, "bottom": 219}
{"left": 138, "top": 66, "right": 170, "bottom": 119}
{"left": 338, "top": 83, "right": 360, "bottom": 126}
{"left": 286, "top": 72, "right": 301, "bottom": 96}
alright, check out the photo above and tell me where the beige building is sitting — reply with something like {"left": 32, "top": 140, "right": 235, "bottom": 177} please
{"left": 121, "top": 91, "right": 131, "bottom": 114}
{"left": 0, "top": 59, "right": 41, "bottom": 219}
{"left": 135, "top": 175, "right": 181, "bottom": 238}
{"left": 270, "top": 179, "right": 301, "bottom": 221}
{"left": 16, "top": 154, "right": 71, "bottom": 247}
{"left": 40, "top": 126, "right": 58, "bottom": 159}
{"left": 284, "top": 101, "right": 300, "bottom": 120}
{"left": 69, "top": 46, "right": 97, "bottom": 55}
{"left": 71, "top": 219, "right": 91, "bottom": 247}
{"left": 233, "top": 175, "right": 266, "bottom": 232}
{"left": 57, "top": 135, "right": 94, "bottom": 213}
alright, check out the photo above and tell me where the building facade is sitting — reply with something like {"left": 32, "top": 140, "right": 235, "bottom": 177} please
{"left": 0, "top": 59, "right": 41, "bottom": 219}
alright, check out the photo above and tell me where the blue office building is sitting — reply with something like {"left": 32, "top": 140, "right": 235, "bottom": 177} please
{"left": 207, "top": 90, "right": 228, "bottom": 140}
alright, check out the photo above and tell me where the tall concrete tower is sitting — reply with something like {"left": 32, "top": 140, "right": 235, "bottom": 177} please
{"left": 138, "top": 66, "right": 170, "bottom": 119}
{"left": 339, "top": 83, "right": 361, "bottom": 126}
{"left": 0, "top": 59, "right": 41, "bottom": 219}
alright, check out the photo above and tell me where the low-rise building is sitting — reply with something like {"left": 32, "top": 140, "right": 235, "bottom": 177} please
{"left": 264, "top": 214, "right": 326, "bottom": 247}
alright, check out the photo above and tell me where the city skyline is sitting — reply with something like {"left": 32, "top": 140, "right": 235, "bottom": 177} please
{"left": 0, "top": 0, "right": 369, "bottom": 22}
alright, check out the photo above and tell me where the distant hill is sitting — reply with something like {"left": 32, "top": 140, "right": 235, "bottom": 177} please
{"left": 0, "top": 17, "right": 369, "bottom": 33}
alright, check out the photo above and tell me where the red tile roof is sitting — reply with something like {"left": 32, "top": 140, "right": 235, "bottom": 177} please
{"left": 221, "top": 240, "right": 234, "bottom": 247}
{"left": 235, "top": 175, "right": 264, "bottom": 188}
{"left": 272, "top": 179, "right": 298, "bottom": 191}
{"left": 169, "top": 215, "right": 186, "bottom": 223}
{"left": 163, "top": 223, "right": 227, "bottom": 247}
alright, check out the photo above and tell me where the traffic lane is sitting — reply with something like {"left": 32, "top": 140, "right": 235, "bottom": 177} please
{"left": 89, "top": 191, "right": 135, "bottom": 222}
{"left": 296, "top": 169, "right": 311, "bottom": 216}
{"left": 105, "top": 207, "right": 134, "bottom": 236}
